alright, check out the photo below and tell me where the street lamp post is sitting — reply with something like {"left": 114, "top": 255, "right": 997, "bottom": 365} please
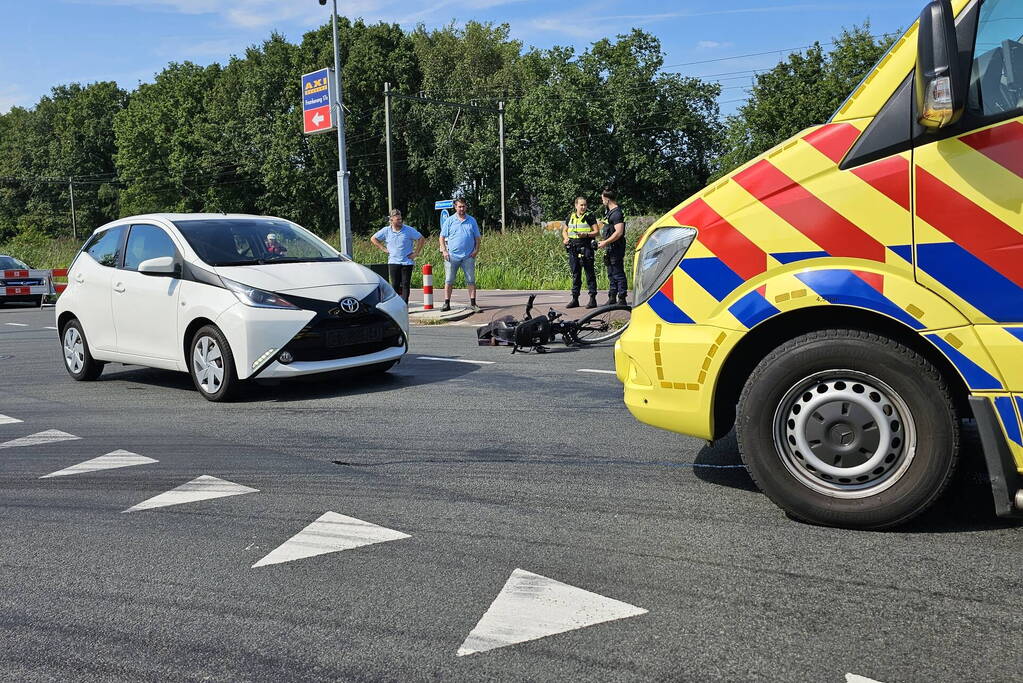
{"left": 320, "top": 0, "right": 353, "bottom": 257}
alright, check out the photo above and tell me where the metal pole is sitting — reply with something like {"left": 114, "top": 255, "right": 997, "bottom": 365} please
{"left": 68, "top": 177, "right": 77, "bottom": 240}
{"left": 330, "top": 0, "right": 353, "bottom": 257}
{"left": 498, "top": 101, "right": 506, "bottom": 234}
{"left": 384, "top": 81, "right": 394, "bottom": 212}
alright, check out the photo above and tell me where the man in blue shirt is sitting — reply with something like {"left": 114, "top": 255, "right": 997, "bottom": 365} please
{"left": 439, "top": 197, "right": 482, "bottom": 312}
{"left": 371, "top": 209, "right": 424, "bottom": 302}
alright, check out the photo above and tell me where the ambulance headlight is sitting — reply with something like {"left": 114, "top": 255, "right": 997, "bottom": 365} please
{"left": 633, "top": 226, "right": 697, "bottom": 306}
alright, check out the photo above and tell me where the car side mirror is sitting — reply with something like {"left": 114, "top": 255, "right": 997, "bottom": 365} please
{"left": 916, "top": 0, "right": 965, "bottom": 129}
{"left": 138, "top": 256, "right": 178, "bottom": 277}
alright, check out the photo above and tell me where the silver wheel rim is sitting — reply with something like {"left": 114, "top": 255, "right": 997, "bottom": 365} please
{"left": 63, "top": 327, "right": 85, "bottom": 374}
{"left": 192, "top": 335, "right": 225, "bottom": 394}
{"left": 772, "top": 370, "right": 917, "bottom": 499}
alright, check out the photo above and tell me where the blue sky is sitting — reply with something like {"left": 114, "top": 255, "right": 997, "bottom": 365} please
{"left": 1, "top": 0, "right": 925, "bottom": 115}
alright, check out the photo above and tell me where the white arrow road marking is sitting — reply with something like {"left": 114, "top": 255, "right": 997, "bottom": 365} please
{"left": 312, "top": 111, "right": 325, "bottom": 126}
{"left": 252, "top": 511, "right": 410, "bottom": 568}
{"left": 4, "top": 322, "right": 28, "bottom": 327}
{"left": 417, "top": 356, "right": 496, "bottom": 365}
{"left": 577, "top": 369, "right": 616, "bottom": 375}
{"left": 123, "top": 475, "right": 258, "bottom": 513}
{"left": 847, "top": 675, "right": 885, "bottom": 683}
{"left": 457, "top": 568, "right": 648, "bottom": 656}
{"left": 0, "top": 429, "right": 80, "bottom": 450}
{"left": 0, "top": 414, "right": 23, "bottom": 425}
{"left": 40, "top": 450, "right": 157, "bottom": 478}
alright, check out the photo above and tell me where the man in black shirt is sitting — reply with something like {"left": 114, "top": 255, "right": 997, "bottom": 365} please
{"left": 597, "top": 188, "right": 628, "bottom": 306}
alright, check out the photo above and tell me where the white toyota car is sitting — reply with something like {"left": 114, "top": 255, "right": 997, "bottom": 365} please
{"left": 56, "top": 214, "right": 409, "bottom": 401}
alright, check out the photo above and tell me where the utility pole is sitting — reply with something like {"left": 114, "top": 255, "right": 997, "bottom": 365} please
{"left": 388, "top": 91, "right": 507, "bottom": 233}
{"left": 326, "top": 0, "right": 353, "bottom": 257}
{"left": 68, "top": 177, "right": 77, "bottom": 240}
{"left": 384, "top": 82, "right": 394, "bottom": 212}
{"left": 498, "top": 101, "right": 506, "bottom": 234}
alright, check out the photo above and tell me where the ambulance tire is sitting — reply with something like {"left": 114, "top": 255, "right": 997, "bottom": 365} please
{"left": 736, "top": 329, "right": 959, "bottom": 530}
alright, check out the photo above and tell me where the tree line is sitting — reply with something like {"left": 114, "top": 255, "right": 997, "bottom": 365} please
{"left": 0, "top": 20, "right": 894, "bottom": 243}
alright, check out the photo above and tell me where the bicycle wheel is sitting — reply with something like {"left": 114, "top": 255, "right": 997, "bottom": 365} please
{"left": 575, "top": 305, "right": 631, "bottom": 345}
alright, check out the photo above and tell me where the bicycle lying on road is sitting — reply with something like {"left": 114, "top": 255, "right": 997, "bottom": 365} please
{"left": 477, "top": 294, "right": 631, "bottom": 353}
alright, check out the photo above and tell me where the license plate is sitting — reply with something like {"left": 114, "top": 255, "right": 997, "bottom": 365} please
{"left": 324, "top": 327, "right": 383, "bottom": 347}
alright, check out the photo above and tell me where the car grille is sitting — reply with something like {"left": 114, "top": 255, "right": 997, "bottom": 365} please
{"left": 282, "top": 312, "right": 403, "bottom": 362}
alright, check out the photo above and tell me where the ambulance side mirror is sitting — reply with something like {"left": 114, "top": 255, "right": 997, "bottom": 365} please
{"left": 916, "top": 0, "right": 965, "bottom": 129}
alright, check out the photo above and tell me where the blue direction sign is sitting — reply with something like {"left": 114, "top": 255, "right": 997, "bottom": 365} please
{"left": 434, "top": 199, "right": 455, "bottom": 210}
{"left": 302, "top": 68, "right": 335, "bottom": 134}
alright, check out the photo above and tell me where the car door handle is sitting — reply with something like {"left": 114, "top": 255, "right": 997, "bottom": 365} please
{"left": 113, "top": 282, "right": 125, "bottom": 293}
{"left": 73, "top": 273, "right": 84, "bottom": 283}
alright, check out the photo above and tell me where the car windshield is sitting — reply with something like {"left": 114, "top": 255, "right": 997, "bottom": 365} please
{"left": 172, "top": 218, "right": 344, "bottom": 267}
{"left": 0, "top": 256, "right": 29, "bottom": 269}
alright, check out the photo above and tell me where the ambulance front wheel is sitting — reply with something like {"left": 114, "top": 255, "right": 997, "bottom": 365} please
{"left": 736, "top": 329, "right": 959, "bottom": 530}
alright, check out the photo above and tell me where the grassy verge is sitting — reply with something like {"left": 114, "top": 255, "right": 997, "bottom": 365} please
{"left": 1, "top": 222, "right": 648, "bottom": 291}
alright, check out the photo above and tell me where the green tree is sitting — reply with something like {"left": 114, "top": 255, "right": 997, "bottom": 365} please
{"left": 714, "top": 24, "right": 896, "bottom": 177}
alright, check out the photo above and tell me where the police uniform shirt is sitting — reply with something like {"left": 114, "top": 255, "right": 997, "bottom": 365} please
{"left": 567, "top": 211, "right": 597, "bottom": 239}
{"left": 602, "top": 206, "right": 626, "bottom": 248}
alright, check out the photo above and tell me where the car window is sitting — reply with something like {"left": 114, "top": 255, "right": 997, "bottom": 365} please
{"left": 968, "top": 0, "right": 1023, "bottom": 118}
{"left": 124, "top": 224, "right": 178, "bottom": 271}
{"left": 84, "top": 226, "right": 126, "bottom": 268}
{"left": 0, "top": 256, "right": 29, "bottom": 269}
{"left": 173, "top": 218, "right": 343, "bottom": 266}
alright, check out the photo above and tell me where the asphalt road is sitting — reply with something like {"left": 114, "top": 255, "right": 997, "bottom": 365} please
{"left": 2, "top": 304, "right": 1022, "bottom": 682}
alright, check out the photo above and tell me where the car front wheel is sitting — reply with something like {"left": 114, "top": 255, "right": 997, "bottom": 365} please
{"left": 736, "top": 329, "right": 959, "bottom": 530}
{"left": 189, "top": 325, "right": 239, "bottom": 402}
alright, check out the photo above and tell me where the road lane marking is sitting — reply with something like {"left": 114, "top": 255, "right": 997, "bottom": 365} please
{"left": 0, "top": 414, "right": 23, "bottom": 426}
{"left": 417, "top": 356, "right": 496, "bottom": 365}
{"left": 123, "top": 475, "right": 258, "bottom": 512}
{"left": 5, "top": 323, "right": 28, "bottom": 327}
{"left": 252, "top": 511, "right": 410, "bottom": 568}
{"left": 847, "top": 675, "right": 885, "bottom": 683}
{"left": 41, "top": 450, "right": 157, "bottom": 478}
{"left": 577, "top": 369, "right": 616, "bottom": 375}
{"left": 457, "top": 568, "right": 647, "bottom": 656}
{"left": 0, "top": 429, "right": 80, "bottom": 450}
{"left": 43, "top": 326, "right": 58, "bottom": 330}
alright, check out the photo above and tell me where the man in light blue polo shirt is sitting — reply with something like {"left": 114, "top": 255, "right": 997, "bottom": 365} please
{"left": 439, "top": 197, "right": 482, "bottom": 312}
{"left": 371, "top": 209, "right": 424, "bottom": 302}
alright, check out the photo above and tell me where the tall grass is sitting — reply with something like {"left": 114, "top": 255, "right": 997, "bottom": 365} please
{"left": 1, "top": 222, "right": 649, "bottom": 291}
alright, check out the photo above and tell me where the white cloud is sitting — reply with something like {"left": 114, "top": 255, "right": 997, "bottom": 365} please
{"left": 696, "top": 40, "right": 734, "bottom": 49}
{"left": 0, "top": 85, "right": 31, "bottom": 113}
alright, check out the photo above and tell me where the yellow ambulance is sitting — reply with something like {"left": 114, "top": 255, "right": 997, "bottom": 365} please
{"left": 616, "top": 0, "right": 1023, "bottom": 528}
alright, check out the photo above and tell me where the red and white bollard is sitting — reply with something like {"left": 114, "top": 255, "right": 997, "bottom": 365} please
{"left": 422, "top": 263, "right": 434, "bottom": 310}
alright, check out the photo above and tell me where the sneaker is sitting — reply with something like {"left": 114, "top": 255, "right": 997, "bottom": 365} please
{"left": 471, "top": 304, "right": 483, "bottom": 313}
{"left": 566, "top": 296, "right": 580, "bottom": 309}
{"left": 441, "top": 302, "right": 451, "bottom": 312}
{"left": 586, "top": 294, "right": 598, "bottom": 309}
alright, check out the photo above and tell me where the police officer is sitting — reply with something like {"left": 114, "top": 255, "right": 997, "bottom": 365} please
{"left": 597, "top": 188, "right": 628, "bottom": 306}
{"left": 562, "top": 196, "right": 599, "bottom": 309}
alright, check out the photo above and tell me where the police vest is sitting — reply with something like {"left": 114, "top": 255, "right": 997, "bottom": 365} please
{"left": 567, "top": 213, "right": 593, "bottom": 238}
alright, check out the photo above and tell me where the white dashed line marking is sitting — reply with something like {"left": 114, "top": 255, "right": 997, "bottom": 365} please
{"left": 457, "top": 569, "right": 647, "bottom": 656}
{"left": 123, "top": 475, "right": 258, "bottom": 512}
{"left": 41, "top": 450, "right": 157, "bottom": 478}
{"left": 846, "top": 675, "right": 885, "bottom": 683}
{"left": 43, "top": 326, "right": 58, "bottom": 330}
{"left": 252, "top": 511, "right": 410, "bottom": 568}
{"left": 0, "top": 429, "right": 80, "bottom": 450}
{"left": 5, "top": 323, "right": 28, "bottom": 327}
{"left": 0, "top": 414, "right": 23, "bottom": 426}
{"left": 417, "top": 356, "right": 496, "bottom": 365}
{"left": 577, "top": 369, "right": 616, "bottom": 375}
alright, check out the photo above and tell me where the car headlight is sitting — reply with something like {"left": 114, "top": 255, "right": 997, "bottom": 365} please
{"left": 376, "top": 279, "right": 398, "bottom": 304}
{"left": 223, "top": 277, "right": 298, "bottom": 310}
{"left": 633, "top": 226, "right": 698, "bottom": 305}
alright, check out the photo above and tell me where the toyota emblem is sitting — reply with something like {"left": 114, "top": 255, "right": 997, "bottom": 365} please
{"left": 338, "top": 297, "right": 360, "bottom": 314}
